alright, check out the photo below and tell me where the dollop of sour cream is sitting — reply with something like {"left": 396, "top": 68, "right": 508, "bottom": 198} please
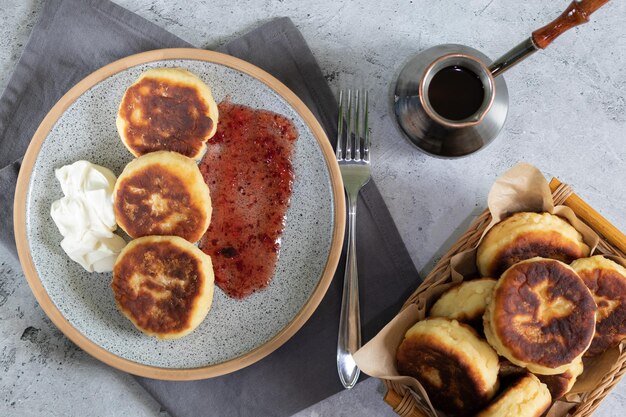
{"left": 50, "top": 161, "right": 126, "bottom": 273}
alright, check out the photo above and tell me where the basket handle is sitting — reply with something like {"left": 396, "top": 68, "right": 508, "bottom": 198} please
{"left": 550, "top": 177, "right": 626, "bottom": 255}
{"left": 384, "top": 389, "right": 428, "bottom": 417}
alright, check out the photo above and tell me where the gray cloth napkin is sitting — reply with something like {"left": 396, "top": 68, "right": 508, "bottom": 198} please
{"left": 0, "top": 1, "right": 420, "bottom": 416}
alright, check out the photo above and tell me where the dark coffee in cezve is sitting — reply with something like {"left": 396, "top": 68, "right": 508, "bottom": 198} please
{"left": 428, "top": 65, "right": 485, "bottom": 121}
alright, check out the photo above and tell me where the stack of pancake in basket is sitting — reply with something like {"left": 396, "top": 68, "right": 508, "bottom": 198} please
{"left": 396, "top": 212, "right": 626, "bottom": 416}
{"left": 111, "top": 67, "right": 218, "bottom": 339}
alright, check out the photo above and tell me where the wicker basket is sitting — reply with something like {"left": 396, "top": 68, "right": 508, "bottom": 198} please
{"left": 383, "top": 178, "right": 626, "bottom": 417}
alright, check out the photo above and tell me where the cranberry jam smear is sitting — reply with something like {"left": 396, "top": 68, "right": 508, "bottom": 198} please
{"left": 199, "top": 101, "right": 298, "bottom": 299}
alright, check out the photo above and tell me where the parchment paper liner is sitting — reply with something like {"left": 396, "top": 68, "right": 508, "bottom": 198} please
{"left": 354, "top": 162, "right": 625, "bottom": 417}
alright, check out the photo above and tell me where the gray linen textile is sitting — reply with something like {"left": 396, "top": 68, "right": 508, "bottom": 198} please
{"left": 0, "top": 1, "right": 421, "bottom": 416}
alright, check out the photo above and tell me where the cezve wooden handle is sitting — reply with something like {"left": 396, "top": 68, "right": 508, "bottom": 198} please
{"left": 532, "top": 0, "right": 610, "bottom": 49}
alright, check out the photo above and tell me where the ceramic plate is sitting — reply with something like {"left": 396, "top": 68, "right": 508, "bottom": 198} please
{"left": 14, "top": 49, "right": 344, "bottom": 380}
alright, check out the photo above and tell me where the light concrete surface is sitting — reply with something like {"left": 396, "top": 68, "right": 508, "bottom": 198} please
{"left": 1, "top": 0, "right": 626, "bottom": 416}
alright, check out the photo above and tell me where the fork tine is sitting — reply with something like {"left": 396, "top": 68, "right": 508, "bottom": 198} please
{"left": 363, "top": 90, "right": 370, "bottom": 163}
{"left": 345, "top": 89, "right": 353, "bottom": 161}
{"left": 354, "top": 90, "right": 361, "bottom": 161}
{"left": 336, "top": 90, "right": 344, "bottom": 160}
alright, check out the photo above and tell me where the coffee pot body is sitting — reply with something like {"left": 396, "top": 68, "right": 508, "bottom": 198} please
{"left": 394, "top": 44, "right": 509, "bottom": 158}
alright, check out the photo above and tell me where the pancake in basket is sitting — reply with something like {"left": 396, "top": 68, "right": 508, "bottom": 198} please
{"left": 429, "top": 278, "right": 496, "bottom": 323}
{"left": 571, "top": 255, "right": 626, "bottom": 356}
{"left": 537, "top": 358, "right": 583, "bottom": 400}
{"left": 484, "top": 257, "right": 596, "bottom": 375}
{"left": 476, "top": 373, "right": 551, "bottom": 417}
{"left": 112, "top": 235, "right": 214, "bottom": 339}
{"left": 113, "top": 151, "right": 211, "bottom": 243}
{"left": 477, "top": 212, "right": 589, "bottom": 277}
{"left": 116, "top": 67, "right": 218, "bottom": 160}
{"left": 396, "top": 318, "right": 499, "bottom": 415}
{"left": 497, "top": 359, "right": 527, "bottom": 379}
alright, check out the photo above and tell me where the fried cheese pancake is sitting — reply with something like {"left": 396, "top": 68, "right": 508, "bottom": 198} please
{"left": 537, "top": 358, "right": 583, "bottom": 400}
{"left": 497, "top": 359, "right": 527, "bottom": 379}
{"left": 113, "top": 151, "right": 211, "bottom": 243}
{"left": 396, "top": 318, "right": 499, "bottom": 415}
{"left": 571, "top": 255, "right": 626, "bottom": 356}
{"left": 476, "top": 373, "right": 551, "bottom": 417}
{"left": 484, "top": 258, "right": 597, "bottom": 375}
{"left": 112, "top": 236, "right": 214, "bottom": 339}
{"left": 116, "top": 67, "right": 218, "bottom": 160}
{"left": 429, "top": 278, "right": 496, "bottom": 322}
{"left": 477, "top": 212, "right": 589, "bottom": 277}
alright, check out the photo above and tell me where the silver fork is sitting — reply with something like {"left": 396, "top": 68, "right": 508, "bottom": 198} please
{"left": 336, "top": 89, "right": 371, "bottom": 389}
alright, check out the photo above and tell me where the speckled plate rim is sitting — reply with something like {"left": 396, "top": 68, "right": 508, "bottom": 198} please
{"left": 13, "top": 48, "right": 345, "bottom": 381}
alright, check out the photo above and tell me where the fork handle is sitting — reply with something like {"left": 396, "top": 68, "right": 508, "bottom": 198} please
{"left": 337, "top": 190, "right": 361, "bottom": 389}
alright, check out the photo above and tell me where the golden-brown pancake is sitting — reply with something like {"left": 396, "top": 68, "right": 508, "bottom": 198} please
{"left": 497, "top": 359, "right": 527, "bottom": 379}
{"left": 113, "top": 151, "right": 211, "bottom": 243}
{"left": 396, "top": 318, "right": 499, "bottom": 415}
{"left": 476, "top": 373, "right": 551, "bottom": 417}
{"left": 537, "top": 358, "right": 583, "bottom": 400}
{"left": 429, "top": 278, "right": 496, "bottom": 322}
{"left": 477, "top": 212, "right": 589, "bottom": 277}
{"left": 112, "top": 235, "right": 214, "bottom": 339}
{"left": 571, "top": 255, "right": 626, "bottom": 356}
{"left": 484, "top": 257, "right": 597, "bottom": 375}
{"left": 116, "top": 67, "right": 218, "bottom": 160}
